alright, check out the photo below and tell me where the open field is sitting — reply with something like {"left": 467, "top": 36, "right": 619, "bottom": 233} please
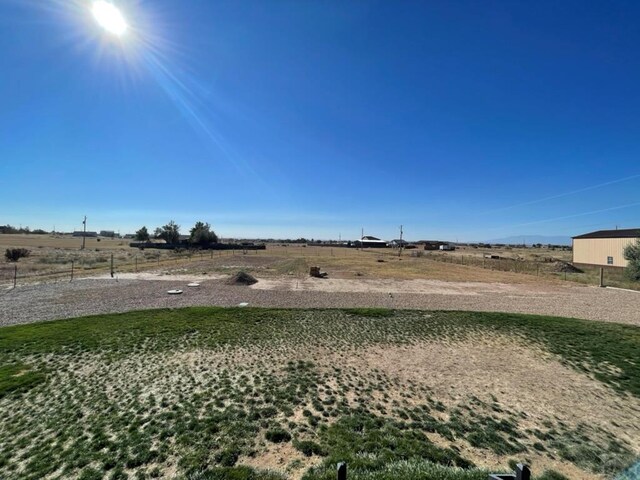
{"left": 1, "top": 235, "right": 637, "bottom": 291}
{"left": 0, "top": 307, "right": 638, "bottom": 480}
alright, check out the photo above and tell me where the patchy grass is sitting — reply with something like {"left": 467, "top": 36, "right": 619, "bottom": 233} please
{"left": 0, "top": 363, "right": 45, "bottom": 398}
{"left": 0, "top": 308, "right": 637, "bottom": 480}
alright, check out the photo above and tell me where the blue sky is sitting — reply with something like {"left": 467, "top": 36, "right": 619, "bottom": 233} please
{"left": 1, "top": 0, "right": 638, "bottom": 241}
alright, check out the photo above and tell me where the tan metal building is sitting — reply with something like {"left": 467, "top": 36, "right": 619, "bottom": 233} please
{"left": 572, "top": 228, "right": 640, "bottom": 268}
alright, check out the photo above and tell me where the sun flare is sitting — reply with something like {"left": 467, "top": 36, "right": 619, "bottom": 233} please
{"left": 92, "top": 1, "right": 128, "bottom": 36}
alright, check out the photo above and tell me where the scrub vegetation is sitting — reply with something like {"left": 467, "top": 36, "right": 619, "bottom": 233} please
{"left": 0, "top": 308, "right": 637, "bottom": 479}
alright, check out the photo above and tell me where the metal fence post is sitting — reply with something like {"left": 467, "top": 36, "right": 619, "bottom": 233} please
{"left": 110, "top": 253, "right": 114, "bottom": 278}
{"left": 488, "top": 463, "right": 530, "bottom": 480}
{"left": 70, "top": 261, "right": 74, "bottom": 282}
{"left": 516, "top": 464, "right": 531, "bottom": 480}
{"left": 13, "top": 264, "right": 17, "bottom": 288}
{"left": 599, "top": 267, "right": 604, "bottom": 287}
{"left": 337, "top": 462, "right": 347, "bottom": 480}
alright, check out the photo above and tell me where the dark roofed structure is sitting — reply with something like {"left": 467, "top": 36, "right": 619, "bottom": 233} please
{"left": 572, "top": 228, "right": 640, "bottom": 240}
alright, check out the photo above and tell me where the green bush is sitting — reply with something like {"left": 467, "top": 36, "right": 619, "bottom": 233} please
{"left": 293, "top": 440, "right": 327, "bottom": 457}
{"left": 265, "top": 428, "right": 291, "bottom": 443}
{"left": 623, "top": 239, "right": 640, "bottom": 281}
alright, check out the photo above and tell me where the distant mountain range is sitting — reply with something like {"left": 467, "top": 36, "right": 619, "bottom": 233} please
{"left": 480, "top": 235, "right": 572, "bottom": 246}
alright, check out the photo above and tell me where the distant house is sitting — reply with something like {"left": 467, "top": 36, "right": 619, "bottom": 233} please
{"left": 572, "top": 228, "right": 640, "bottom": 268}
{"left": 389, "top": 239, "right": 409, "bottom": 248}
{"left": 72, "top": 231, "right": 97, "bottom": 238}
{"left": 354, "top": 235, "right": 388, "bottom": 248}
{"left": 418, "top": 240, "right": 447, "bottom": 251}
{"left": 99, "top": 230, "right": 116, "bottom": 238}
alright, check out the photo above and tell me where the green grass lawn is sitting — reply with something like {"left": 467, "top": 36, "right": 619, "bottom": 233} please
{"left": 0, "top": 308, "right": 638, "bottom": 480}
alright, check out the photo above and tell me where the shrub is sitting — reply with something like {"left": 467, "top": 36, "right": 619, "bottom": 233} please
{"left": 5, "top": 248, "right": 30, "bottom": 262}
{"left": 293, "top": 439, "right": 326, "bottom": 457}
{"left": 265, "top": 428, "right": 291, "bottom": 443}
{"left": 623, "top": 239, "right": 640, "bottom": 281}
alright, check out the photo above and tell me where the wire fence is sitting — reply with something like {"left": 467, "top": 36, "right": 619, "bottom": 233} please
{"left": 416, "top": 251, "right": 638, "bottom": 290}
{"left": 0, "top": 248, "right": 261, "bottom": 289}
{"left": 1, "top": 245, "right": 637, "bottom": 291}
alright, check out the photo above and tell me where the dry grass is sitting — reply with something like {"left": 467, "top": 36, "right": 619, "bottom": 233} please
{"left": 1, "top": 236, "right": 635, "bottom": 291}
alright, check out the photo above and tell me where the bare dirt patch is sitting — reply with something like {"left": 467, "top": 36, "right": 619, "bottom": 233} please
{"left": 337, "top": 337, "right": 639, "bottom": 453}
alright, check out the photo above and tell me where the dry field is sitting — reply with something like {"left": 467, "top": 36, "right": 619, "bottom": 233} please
{"left": 0, "top": 235, "right": 579, "bottom": 287}
{"left": 3, "top": 235, "right": 635, "bottom": 291}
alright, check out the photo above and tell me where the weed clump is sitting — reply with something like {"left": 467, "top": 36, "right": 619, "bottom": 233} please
{"left": 226, "top": 271, "right": 258, "bottom": 286}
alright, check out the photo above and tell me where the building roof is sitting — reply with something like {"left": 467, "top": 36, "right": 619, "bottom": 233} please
{"left": 573, "top": 228, "right": 640, "bottom": 239}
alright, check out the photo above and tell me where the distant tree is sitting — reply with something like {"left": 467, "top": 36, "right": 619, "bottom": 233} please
{"left": 189, "top": 221, "right": 218, "bottom": 246}
{"left": 624, "top": 239, "right": 640, "bottom": 281}
{"left": 31, "top": 229, "right": 48, "bottom": 235}
{"left": 154, "top": 221, "right": 180, "bottom": 244}
{"left": 135, "top": 226, "right": 150, "bottom": 242}
{"left": 0, "top": 225, "right": 34, "bottom": 234}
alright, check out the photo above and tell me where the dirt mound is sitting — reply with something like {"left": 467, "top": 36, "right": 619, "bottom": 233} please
{"left": 226, "top": 271, "right": 258, "bottom": 286}
{"left": 550, "top": 262, "right": 583, "bottom": 273}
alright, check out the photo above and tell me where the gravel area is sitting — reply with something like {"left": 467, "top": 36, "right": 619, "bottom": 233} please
{"left": 1, "top": 274, "right": 639, "bottom": 327}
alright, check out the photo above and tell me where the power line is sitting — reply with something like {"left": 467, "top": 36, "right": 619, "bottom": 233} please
{"left": 480, "top": 173, "right": 640, "bottom": 214}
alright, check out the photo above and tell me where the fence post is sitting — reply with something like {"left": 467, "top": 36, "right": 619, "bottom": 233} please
{"left": 599, "top": 267, "right": 604, "bottom": 287}
{"left": 516, "top": 463, "right": 531, "bottom": 480}
{"left": 536, "top": 263, "right": 539, "bottom": 276}
{"left": 110, "top": 253, "right": 114, "bottom": 278}
{"left": 337, "top": 462, "right": 347, "bottom": 480}
{"left": 135, "top": 255, "right": 138, "bottom": 273}
{"left": 13, "top": 264, "right": 17, "bottom": 288}
{"left": 70, "top": 261, "right": 74, "bottom": 282}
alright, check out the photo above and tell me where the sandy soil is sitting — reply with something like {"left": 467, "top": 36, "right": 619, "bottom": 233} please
{"left": 253, "top": 277, "right": 531, "bottom": 295}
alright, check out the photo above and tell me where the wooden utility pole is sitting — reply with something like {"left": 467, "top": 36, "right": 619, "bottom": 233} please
{"left": 81, "top": 216, "right": 87, "bottom": 250}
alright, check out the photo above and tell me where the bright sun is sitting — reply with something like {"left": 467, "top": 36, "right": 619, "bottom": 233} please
{"left": 92, "top": 1, "right": 128, "bottom": 36}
